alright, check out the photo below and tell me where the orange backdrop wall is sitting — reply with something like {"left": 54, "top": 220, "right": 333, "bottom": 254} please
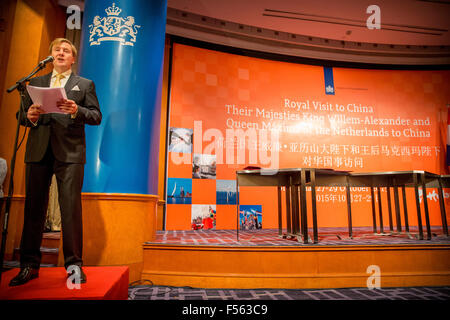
{"left": 165, "top": 43, "right": 450, "bottom": 231}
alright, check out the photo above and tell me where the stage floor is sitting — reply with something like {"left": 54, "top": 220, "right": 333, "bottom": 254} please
{"left": 148, "top": 226, "right": 450, "bottom": 246}
{"left": 0, "top": 266, "right": 129, "bottom": 300}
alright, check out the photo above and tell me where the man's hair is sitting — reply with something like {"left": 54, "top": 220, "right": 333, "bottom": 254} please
{"left": 49, "top": 38, "right": 77, "bottom": 58}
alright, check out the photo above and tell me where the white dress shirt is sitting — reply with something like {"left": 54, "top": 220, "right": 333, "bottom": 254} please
{"left": 50, "top": 69, "right": 72, "bottom": 88}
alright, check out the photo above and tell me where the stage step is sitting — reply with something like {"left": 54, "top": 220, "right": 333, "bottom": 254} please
{"left": 41, "top": 231, "right": 61, "bottom": 248}
{"left": 142, "top": 241, "right": 450, "bottom": 289}
{"left": 11, "top": 232, "right": 60, "bottom": 266}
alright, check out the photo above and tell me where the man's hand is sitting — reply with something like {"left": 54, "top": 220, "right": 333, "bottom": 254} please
{"left": 57, "top": 99, "right": 78, "bottom": 115}
{"left": 27, "top": 104, "right": 44, "bottom": 123}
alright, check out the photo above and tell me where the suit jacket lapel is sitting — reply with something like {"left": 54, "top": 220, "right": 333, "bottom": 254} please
{"left": 64, "top": 73, "right": 80, "bottom": 95}
{"left": 41, "top": 73, "right": 52, "bottom": 87}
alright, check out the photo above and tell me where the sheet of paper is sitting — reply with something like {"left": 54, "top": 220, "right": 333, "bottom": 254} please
{"left": 26, "top": 85, "right": 68, "bottom": 114}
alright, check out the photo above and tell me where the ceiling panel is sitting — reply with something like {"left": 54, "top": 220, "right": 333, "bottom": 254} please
{"left": 168, "top": 0, "right": 450, "bottom": 46}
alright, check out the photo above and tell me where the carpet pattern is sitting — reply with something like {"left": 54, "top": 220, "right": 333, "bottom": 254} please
{"left": 147, "top": 226, "right": 450, "bottom": 246}
{"left": 128, "top": 285, "right": 450, "bottom": 300}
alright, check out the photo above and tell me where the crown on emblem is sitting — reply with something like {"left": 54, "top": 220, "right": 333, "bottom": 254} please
{"left": 105, "top": 3, "right": 122, "bottom": 16}
{"left": 325, "top": 85, "right": 334, "bottom": 93}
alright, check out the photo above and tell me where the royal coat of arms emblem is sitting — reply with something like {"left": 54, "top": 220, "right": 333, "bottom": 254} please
{"left": 89, "top": 3, "right": 141, "bottom": 46}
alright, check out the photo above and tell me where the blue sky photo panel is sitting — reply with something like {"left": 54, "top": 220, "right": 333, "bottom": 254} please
{"left": 167, "top": 178, "right": 192, "bottom": 204}
{"left": 216, "top": 180, "right": 237, "bottom": 205}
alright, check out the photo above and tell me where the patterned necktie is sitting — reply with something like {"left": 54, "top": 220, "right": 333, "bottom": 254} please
{"left": 52, "top": 73, "right": 65, "bottom": 87}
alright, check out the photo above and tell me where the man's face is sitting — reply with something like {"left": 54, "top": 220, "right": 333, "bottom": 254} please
{"left": 51, "top": 42, "right": 75, "bottom": 71}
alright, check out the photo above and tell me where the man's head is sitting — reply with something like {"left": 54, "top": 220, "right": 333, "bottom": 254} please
{"left": 49, "top": 38, "right": 77, "bottom": 73}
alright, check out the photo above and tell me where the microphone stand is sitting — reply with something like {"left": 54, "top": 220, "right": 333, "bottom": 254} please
{"left": 0, "top": 62, "right": 48, "bottom": 286}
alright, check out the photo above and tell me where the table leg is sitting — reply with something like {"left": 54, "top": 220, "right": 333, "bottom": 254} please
{"left": 370, "top": 187, "right": 377, "bottom": 233}
{"left": 401, "top": 185, "right": 409, "bottom": 233}
{"left": 386, "top": 186, "right": 394, "bottom": 232}
{"left": 277, "top": 184, "right": 282, "bottom": 238}
{"left": 236, "top": 176, "right": 240, "bottom": 242}
{"left": 345, "top": 175, "right": 353, "bottom": 239}
{"left": 413, "top": 173, "right": 424, "bottom": 240}
{"left": 377, "top": 187, "right": 384, "bottom": 234}
{"left": 285, "top": 184, "right": 292, "bottom": 237}
{"left": 311, "top": 169, "right": 318, "bottom": 244}
{"left": 420, "top": 174, "right": 432, "bottom": 240}
{"left": 300, "top": 170, "right": 308, "bottom": 244}
{"left": 437, "top": 177, "right": 449, "bottom": 237}
{"left": 291, "top": 175, "right": 300, "bottom": 237}
{"left": 393, "top": 183, "right": 402, "bottom": 233}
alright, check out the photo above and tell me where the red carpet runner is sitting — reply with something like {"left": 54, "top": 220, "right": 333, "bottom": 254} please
{"left": 0, "top": 266, "right": 129, "bottom": 300}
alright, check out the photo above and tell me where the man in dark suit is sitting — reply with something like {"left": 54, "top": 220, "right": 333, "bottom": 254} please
{"left": 9, "top": 38, "right": 102, "bottom": 286}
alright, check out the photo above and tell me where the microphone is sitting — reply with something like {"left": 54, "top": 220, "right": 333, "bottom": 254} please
{"left": 38, "top": 56, "right": 54, "bottom": 67}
